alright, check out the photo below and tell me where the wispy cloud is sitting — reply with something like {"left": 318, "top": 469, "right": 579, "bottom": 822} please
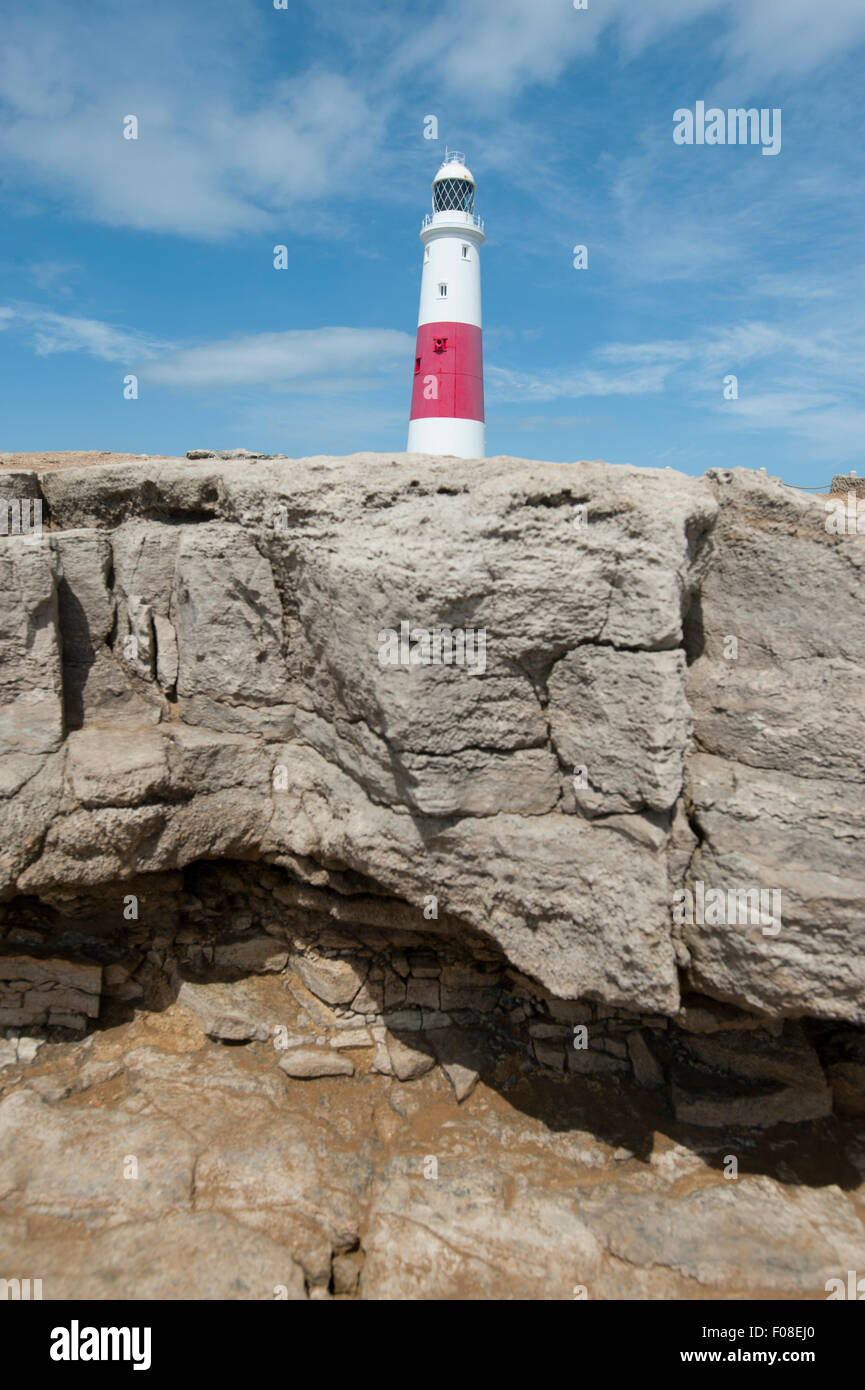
{"left": 3, "top": 0, "right": 865, "bottom": 245}
{"left": 597, "top": 341, "right": 694, "bottom": 366}
{"left": 6, "top": 295, "right": 862, "bottom": 469}
{"left": 487, "top": 361, "right": 676, "bottom": 402}
{"left": 396, "top": 0, "right": 865, "bottom": 101}
{"left": 506, "top": 414, "right": 624, "bottom": 431}
{"left": 145, "top": 327, "right": 413, "bottom": 389}
{"left": 488, "top": 305, "right": 865, "bottom": 465}
{"left": 0, "top": 307, "right": 414, "bottom": 392}
{"left": 719, "top": 0, "right": 865, "bottom": 83}
{"left": 0, "top": 303, "right": 164, "bottom": 360}
{"left": 718, "top": 391, "right": 865, "bottom": 465}
{"left": 0, "top": 305, "right": 417, "bottom": 409}
{"left": 0, "top": 4, "right": 388, "bottom": 240}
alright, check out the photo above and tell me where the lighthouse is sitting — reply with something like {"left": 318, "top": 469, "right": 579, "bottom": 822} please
{"left": 406, "top": 152, "right": 485, "bottom": 459}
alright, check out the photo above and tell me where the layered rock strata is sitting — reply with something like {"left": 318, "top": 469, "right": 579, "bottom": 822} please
{"left": 1, "top": 453, "right": 860, "bottom": 1022}
{"left": 0, "top": 452, "right": 863, "bottom": 1299}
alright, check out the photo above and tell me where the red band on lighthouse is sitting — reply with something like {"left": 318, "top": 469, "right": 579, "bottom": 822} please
{"left": 410, "top": 322, "right": 484, "bottom": 422}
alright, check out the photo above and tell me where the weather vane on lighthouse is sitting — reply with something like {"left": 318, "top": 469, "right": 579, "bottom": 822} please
{"left": 407, "top": 151, "right": 485, "bottom": 459}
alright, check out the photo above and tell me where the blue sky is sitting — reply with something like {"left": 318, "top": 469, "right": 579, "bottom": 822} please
{"left": 1, "top": 0, "right": 864, "bottom": 485}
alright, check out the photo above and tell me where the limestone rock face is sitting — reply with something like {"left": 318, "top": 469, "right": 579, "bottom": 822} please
{"left": 0, "top": 537, "right": 63, "bottom": 757}
{"left": 278, "top": 1048, "right": 355, "bottom": 1079}
{"left": 1, "top": 454, "right": 862, "bottom": 1023}
{"left": 0, "top": 954, "right": 101, "bottom": 1029}
{"left": 684, "top": 469, "right": 865, "bottom": 1022}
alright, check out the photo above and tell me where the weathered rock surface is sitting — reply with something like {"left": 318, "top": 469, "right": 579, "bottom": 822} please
{"left": 1, "top": 992, "right": 862, "bottom": 1300}
{"left": 294, "top": 953, "right": 367, "bottom": 1006}
{"left": 0, "top": 451, "right": 863, "bottom": 1301}
{"left": 176, "top": 980, "right": 271, "bottom": 1042}
{"left": 684, "top": 469, "right": 865, "bottom": 1022}
{"left": 2, "top": 453, "right": 858, "bottom": 1022}
{"left": 0, "top": 954, "right": 101, "bottom": 1029}
{"left": 278, "top": 1048, "right": 355, "bottom": 1079}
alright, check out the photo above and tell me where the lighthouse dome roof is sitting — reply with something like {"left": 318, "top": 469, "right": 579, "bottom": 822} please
{"left": 433, "top": 152, "right": 474, "bottom": 185}
{"left": 431, "top": 152, "right": 477, "bottom": 214}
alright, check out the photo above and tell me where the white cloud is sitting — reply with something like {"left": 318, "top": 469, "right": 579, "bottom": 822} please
{"left": 0, "top": 74, "right": 385, "bottom": 240}
{"left": 0, "top": 304, "right": 163, "bottom": 360}
{"left": 720, "top": 0, "right": 865, "bottom": 83}
{"left": 693, "top": 318, "right": 865, "bottom": 387}
{"left": 7, "top": 293, "right": 862, "bottom": 469}
{"left": 27, "top": 260, "right": 80, "bottom": 291}
{"left": 0, "top": 308, "right": 413, "bottom": 393}
{"left": 2, "top": 0, "right": 863, "bottom": 247}
{"left": 0, "top": 4, "right": 388, "bottom": 240}
{"left": 597, "top": 341, "right": 694, "bottom": 365}
{"left": 487, "top": 361, "right": 674, "bottom": 402}
{"left": 506, "top": 414, "right": 619, "bottom": 430}
{"left": 398, "top": 0, "right": 865, "bottom": 102}
{"left": 145, "top": 327, "right": 413, "bottom": 388}
{"left": 716, "top": 390, "right": 865, "bottom": 464}
{"left": 487, "top": 298, "right": 865, "bottom": 464}
{"left": 392, "top": 0, "right": 600, "bottom": 100}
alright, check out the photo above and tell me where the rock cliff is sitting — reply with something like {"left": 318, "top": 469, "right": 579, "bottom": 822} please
{"left": 1, "top": 453, "right": 861, "bottom": 1015}
{"left": 1, "top": 452, "right": 863, "bottom": 1299}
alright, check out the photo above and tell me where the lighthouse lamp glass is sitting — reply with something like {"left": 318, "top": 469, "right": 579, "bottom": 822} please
{"left": 432, "top": 178, "right": 476, "bottom": 213}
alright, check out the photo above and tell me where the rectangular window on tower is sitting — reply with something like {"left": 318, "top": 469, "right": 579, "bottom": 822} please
{"left": 415, "top": 357, "right": 421, "bottom": 374}
{"left": 438, "top": 282, "right": 447, "bottom": 297}
{"left": 461, "top": 245, "right": 470, "bottom": 260}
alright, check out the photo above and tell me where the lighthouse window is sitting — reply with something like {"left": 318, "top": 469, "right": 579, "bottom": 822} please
{"left": 461, "top": 245, "right": 470, "bottom": 260}
{"left": 415, "top": 357, "right": 421, "bottom": 374}
{"left": 424, "top": 247, "right": 430, "bottom": 262}
{"left": 438, "top": 282, "right": 447, "bottom": 297}
{"left": 433, "top": 178, "right": 476, "bottom": 213}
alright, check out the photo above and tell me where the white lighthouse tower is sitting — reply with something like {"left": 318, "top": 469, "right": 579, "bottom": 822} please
{"left": 406, "top": 152, "right": 485, "bottom": 459}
